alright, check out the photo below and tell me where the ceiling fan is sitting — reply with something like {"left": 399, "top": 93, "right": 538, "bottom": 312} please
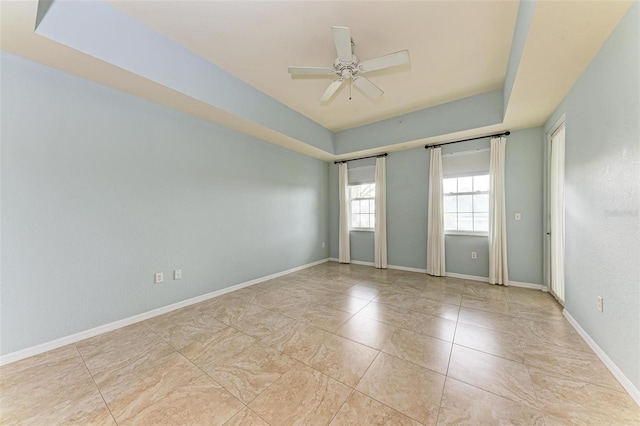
{"left": 288, "top": 26, "right": 410, "bottom": 103}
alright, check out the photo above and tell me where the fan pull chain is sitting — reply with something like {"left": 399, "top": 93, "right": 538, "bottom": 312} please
{"left": 349, "top": 78, "right": 352, "bottom": 100}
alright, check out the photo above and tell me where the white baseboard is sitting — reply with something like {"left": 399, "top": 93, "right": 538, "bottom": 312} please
{"left": 509, "top": 280, "right": 545, "bottom": 291}
{"left": 0, "top": 258, "right": 330, "bottom": 367}
{"left": 446, "top": 273, "right": 544, "bottom": 290}
{"left": 328, "top": 260, "right": 544, "bottom": 289}
{"left": 445, "top": 272, "right": 490, "bottom": 283}
{"left": 563, "top": 310, "right": 640, "bottom": 406}
{"left": 350, "top": 259, "right": 375, "bottom": 267}
{"left": 329, "top": 258, "right": 427, "bottom": 274}
{"left": 388, "top": 264, "right": 428, "bottom": 274}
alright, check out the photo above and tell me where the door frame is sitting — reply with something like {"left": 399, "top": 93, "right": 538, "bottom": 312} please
{"left": 544, "top": 113, "right": 566, "bottom": 304}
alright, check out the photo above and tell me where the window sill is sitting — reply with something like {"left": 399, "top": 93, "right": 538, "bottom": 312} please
{"left": 350, "top": 228, "right": 374, "bottom": 233}
{"left": 445, "top": 231, "right": 488, "bottom": 237}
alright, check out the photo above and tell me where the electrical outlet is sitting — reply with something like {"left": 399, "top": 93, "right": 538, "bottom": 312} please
{"left": 597, "top": 296, "right": 603, "bottom": 312}
{"left": 471, "top": 252, "right": 477, "bottom": 260}
{"left": 155, "top": 272, "right": 164, "bottom": 284}
{"left": 322, "top": 242, "right": 326, "bottom": 248}
{"left": 174, "top": 269, "right": 182, "bottom": 280}
{"left": 515, "top": 212, "right": 522, "bottom": 221}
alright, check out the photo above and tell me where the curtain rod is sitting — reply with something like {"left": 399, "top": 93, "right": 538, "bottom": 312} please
{"left": 334, "top": 153, "right": 388, "bottom": 164}
{"left": 424, "top": 131, "right": 510, "bottom": 150}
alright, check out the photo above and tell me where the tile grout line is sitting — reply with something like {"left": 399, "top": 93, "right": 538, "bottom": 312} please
{"left": 445, "top": 322, "right": 567, "bottom": 421}
{"left": 236, "top": 312, "right": 387, "bottom": 394}
{"left": 442, "top": 373, "right": 552, "bottom": 419}
{"left": 435, "top": 375, "right": 451, "bottom": 426}
{"left": 194, "top": 329, "right": 291, "bottom": 408}
{"left": 326, "top": 388, "right": 355, "bottom": 425}
{"left": 171, "top": 337, "right": 250, "bottom": 423}
{"left": 193, "top": 321, "right": 363, "bottom": 418}
{"left": 73, "top": 343, "right": 120, "bottom": 426}
{"left": 338, "top": 350, "right": 433, "bottom": 424}
{"left": 35, "top": 265, "right": 630, "bottom": 424}
{"left": 348, "top": 351, "right": 430, "bottom": 425}
{"left": 435, "top": 313, "right": 461, "bottom": 424}
{"left": 142, "top": 314, "right": 252, "bottom": 422}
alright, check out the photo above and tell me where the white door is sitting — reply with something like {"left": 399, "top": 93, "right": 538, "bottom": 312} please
{"left": 549, "top": 122, "right": 566, "bottom": 304}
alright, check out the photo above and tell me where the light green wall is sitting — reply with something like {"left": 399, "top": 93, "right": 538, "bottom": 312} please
{"left": 505, "top": 127, "right": 544, "bottom": 284}
{"left": 544, "top": 2, "right": 639, "bottom": 390}
{"left": 329, "top": 129, "right": 544, "bottom": 284}
{"left": 386, "top": 149, "right": 429, "bottom": 269}
{"left": 0, "top": 52, "right": 329, "bottom": 355}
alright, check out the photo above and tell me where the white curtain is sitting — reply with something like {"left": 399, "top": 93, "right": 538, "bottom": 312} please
{"left": 338, "top": 163, "right": 351, "bottom": 263}
{"left": 427, "top": 148, "right": 446, "bottom": 276}
{"left": 488, "top": 136, "right": 509, "bottom": 285}
{"left": 550, "top": 123, "right": 566, "bottom": 302}
{"left": 374, "top": 157, "right": 387, "bottom": 269}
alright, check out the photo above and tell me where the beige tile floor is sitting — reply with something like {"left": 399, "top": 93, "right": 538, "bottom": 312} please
{"left": 1, "top": 262, "right": 639, "bottom": 425}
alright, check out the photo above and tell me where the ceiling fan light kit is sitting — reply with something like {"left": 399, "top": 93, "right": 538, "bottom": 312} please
{"left": 288, "top": 26, "right": 410, "bottom": 103}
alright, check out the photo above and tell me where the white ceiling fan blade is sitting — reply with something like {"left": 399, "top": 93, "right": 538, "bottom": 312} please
{"left": 288, "top": 66, "right": 335, "bottom": 75}
{"left": 353, "top": 76, "right": 383, "bottom": 100}
{"left": 332, "top": 26, "right": 353, "bottom": 63}
{"left": 319, "top": 79, "right": 344, "bottom": 102}
{"left": 359, "top": 50, "right": 410, "bottom": 73}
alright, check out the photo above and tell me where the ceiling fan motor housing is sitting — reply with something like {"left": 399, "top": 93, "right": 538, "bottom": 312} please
{"left": 335, "top": 55, "right": 359, "bottom": 79}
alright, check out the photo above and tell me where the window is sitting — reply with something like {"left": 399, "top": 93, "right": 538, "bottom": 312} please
{"left": 444, "top": 175, "right": 489, "bottom": 233}
{"left": 349, "top": 183, "right": 375, "bottom": 230}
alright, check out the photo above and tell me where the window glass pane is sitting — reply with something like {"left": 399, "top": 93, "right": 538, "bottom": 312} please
{"left": 444, "top": 195, "right": 457, "bottom": 213}
{"left": 458, "top": 176, "right": 473, "bottom": 192}
{"left": 458, "top": 213, "right": 473, "bottom": 230}
{"left": 443, "top": 178, "right": 457, "bottom": 194}
{"left": 443, "top": 174, "right": 490, "bottom": 233}
{"left": 473, "top": 194, "right": 489, "bottom": 213}
{"left": 360, "top": 184, "right": 374, "bottom": 198}
{"left": 349, "top": 183, "right": 376, "bottom": 229}
{"left": 444, "top": 213, "right": 457, "bottom": 230}
{"left": 474, "top": 213, "right": 488, "bottom": 232}
{"left": 474, "top": 175, "right": 489, "bottom": 192}
{"left": 370, "top": 214, "right": 375, "bottom": 228}
{"left": 458, "top": 195, "right": 472, "bottom": 212}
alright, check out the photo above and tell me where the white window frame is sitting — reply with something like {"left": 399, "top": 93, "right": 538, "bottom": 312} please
{"left": 443, "top": 174, "right": 489, "bottom": 236}
{"left": 349, "top": 183, "right": 375, "bottom": 232}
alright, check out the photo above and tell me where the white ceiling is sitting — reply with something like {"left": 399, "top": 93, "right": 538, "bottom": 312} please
{"left": 108, "top": 0, "right": 518, "bottom": 132}
{"left": 1, "top": 1, "right": 633, "bottom": 159}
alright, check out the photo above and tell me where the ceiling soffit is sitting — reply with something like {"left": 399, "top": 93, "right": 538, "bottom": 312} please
{"left": 2, "top": 1, "right": 633, "bottom": 161}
